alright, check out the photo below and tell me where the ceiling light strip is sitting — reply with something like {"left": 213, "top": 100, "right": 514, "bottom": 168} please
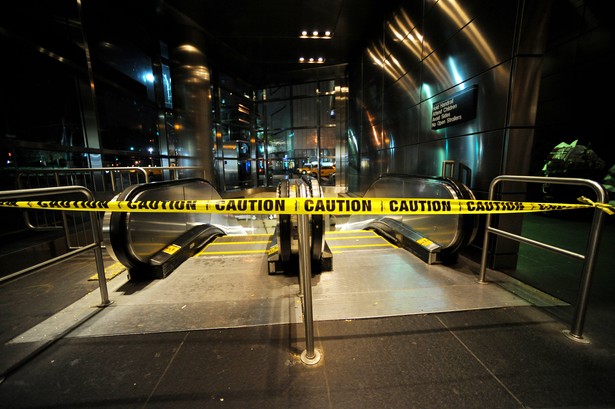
{"left": 300, "top": 30, "right": 332, "bottom": 39}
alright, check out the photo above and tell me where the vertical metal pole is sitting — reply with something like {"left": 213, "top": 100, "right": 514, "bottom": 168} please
{"left": 478, "top": 214, "right": 492, "bottom": 284}
{"left": 479, "top": 179, "right": 497, "bottom": 284}
{"left": 316, "top": 89, "right": 321, "bottom": 181}
{"left": 566, "top": 208, "right": 605, "bottom": 340}
{"left": 297, "top": 244, "right": 305, "bottom": 298}
{"left": 297, "top": 183, "right": 321, "bottom": 365}
{"left": 295, "top": 182, "right": 304, "bottom": 297}
{"left": 297, "top": 211, "right": 320, "bottom": 365}
{"left": 89, "top": 209, "right": 110, "bottom": 306}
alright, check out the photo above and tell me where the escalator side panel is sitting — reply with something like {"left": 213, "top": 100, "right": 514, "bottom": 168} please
{"left": 345, "top": 174, "right": 477, "bottom": 264}
{"left": 106, "top": 178, "right": 243, "bottom": 272}
{"left": 139, "top": 224, "right": 225, "bottom": 279}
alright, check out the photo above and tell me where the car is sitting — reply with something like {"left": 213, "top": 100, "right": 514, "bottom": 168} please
{"left": 298, "top": 164, "right": 336, "bottom": 178}
{"left": 297, "top": 164, "right": 316, "bottom": 175}
{"left": 319, "top": 165, "right": 336, "bottom": 178}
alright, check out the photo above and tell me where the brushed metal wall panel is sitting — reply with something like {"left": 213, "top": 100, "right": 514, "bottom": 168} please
{"left": 382, "top": 2, "right": 425, "bottom": 90}
{"left": 419, "top": 63, "right": 512, "bottom": 144}
{"left": 414, "top": 131, "right": 505, "bottom": 193}
{"left": 361, "top": 115, "right": 386, "bottom": 152}
{"left": 516, "top": 0, "right": 554, "bottom": 55}
{"left": 358, "top": 150, "right": 381, "bottom": 192}
{"left": 508, "top": 57, "right": 544, "bottom": 126}
{"left": 383, "top": 65, "right": 422, "bottom": 120}
{"left": 388, "top": 143, "right": 420, "bottom": 175}
{"left": 383, "top": 105, "right": 421, "bottom": 147}
{"left": 422, "top": 0, "right": 517, "bottom": 60}
{"left": 421, "top": 1, "right": 518, "bottom": 96}
{"left": 504, "top": 128, "right": 535, "bottom": 177}
{"left": 361, "top": 50, "right": 385, "bottom": 121}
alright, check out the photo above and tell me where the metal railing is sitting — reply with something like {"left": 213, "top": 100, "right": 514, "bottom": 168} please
{"left": 17, "top": 167, "right": 149, "bottom": 196}
{"left": 14, "top": 166, "right": 206, "bottom": 247}
{"left": 479, "top": 175, "right": 608, "bottom": 342}
{"left": 16, "top": 166, "right": 207, "bottom": 196}
{"left": 0, "top": 186, "right": 110, "bottom": 307}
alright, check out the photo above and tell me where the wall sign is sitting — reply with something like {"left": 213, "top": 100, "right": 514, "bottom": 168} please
{"left": 431, "top": 85, "right": 478, "bottom": 130}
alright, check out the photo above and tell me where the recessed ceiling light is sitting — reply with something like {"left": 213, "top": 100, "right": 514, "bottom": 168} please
{"left": 298, "top": 56, "right": 326, "bottom": 64}
{"left": 299, "top": 30, "right": 332, "bottom": 39}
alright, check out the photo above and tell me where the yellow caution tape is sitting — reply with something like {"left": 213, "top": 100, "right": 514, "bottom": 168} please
{"left": 0, "top": 197, "right": 612, "bottom": 215}
{"left": 577, "top": 196, "right": 615, "bottom": 215}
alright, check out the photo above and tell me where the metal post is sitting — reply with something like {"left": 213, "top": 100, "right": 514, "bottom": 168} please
{"left": 478, "top": 213, "right": 492, "bottom": 284}
{"left": 297, "top": 183, "right": 321, "bottom": 365}
{"left": 296, "top": 182, "right": 305, "bottom": 297}
{"left": 478, "top": 179, "right": 497, "bottom": 284}
{"left": 566, "top": 206, "right": 605, "bottom": 341}
{"left": 90, "top": 211, "right": 110, "bottom": 306}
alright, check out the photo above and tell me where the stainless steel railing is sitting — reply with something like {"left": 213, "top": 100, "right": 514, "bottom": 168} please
{"left": 479, "top": 175, "right": 608, "bottom": 342}
{"left": 0, "top": 186, "right": 110, "bottom": 307}
{"left": 16, "top": 166, "right": 207, "bottom": 196}
{"left": 14, "top": 166, "right": 206, "bottom": 248}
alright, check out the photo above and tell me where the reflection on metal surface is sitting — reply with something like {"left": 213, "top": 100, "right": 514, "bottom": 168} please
{"left": 104, "top": 178, "right": 244, "bottom": 271}
{"left": 352, "top": 1, "right": 524, "bottom": 185}
{"left": 343, "top": 174, "right": 477, "bottom": 263}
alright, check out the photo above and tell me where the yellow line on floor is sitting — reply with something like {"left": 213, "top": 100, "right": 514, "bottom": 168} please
{"left": 197, "top": 249, "right": 268, "bottom": 255}
{"left": 326, "top": 235, "right": 387, "bottom": 241}
{"left": 207, "top": 240, "right": 271, "bottom": 245}
{"left": 225, "top": 233, "right": 272, "bottom": 237}
{"left": 88, "top": 262, "right": 126, "bottom": 281}
{"left": 329, "top": 243, "right": 397, "bottom": 249}
{"left": 327, "top": 230, "right": 377, "bottom": 235}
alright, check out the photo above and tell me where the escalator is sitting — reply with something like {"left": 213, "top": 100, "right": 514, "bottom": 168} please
{"left": 103, "top": 178, "right": 245, "bottom": 279}
{"left": 266, "top": 176, "right": 332, "bottom": 274}
{"left": 103, "top": 174, "right": 476, "bottom": 280}
{"left": 342, "top": 174, "right": 478, "bottom": 264}
{"left": 103, "top": 176, "right": 330, "bottom": 279}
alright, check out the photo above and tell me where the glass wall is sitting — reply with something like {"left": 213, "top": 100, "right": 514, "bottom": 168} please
{"left": 0, "top": 0, "right": 89, "bottom": 179}
{"left": 0, "top": 0, "right": 168, "bottom": 183}
{"left": 211, "top": 74, "right": 257, "bottom": 190}
{"left": 255, "top": 79, "right": 340, "bottom": 184}
{"left": 0, "top": 1, "right": 347, "bottom": 193}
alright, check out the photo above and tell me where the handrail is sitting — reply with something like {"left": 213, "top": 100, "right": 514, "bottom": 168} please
{"left": 17, "top": 166, "right": 150, "bottom": 176}
{"left": 16, "top": 165, "right": 207, "bottom": 186}
{"left": 0, "top": 186, "right": 110, "bottom": 307}
{"left": 17, "top": 167, "right": 150, "bottom": 192}
{"left": 14, "top": 166, "right": 207, "bottom": 242}
{"left": 479, "top": 175, "right": 608, "bottom": 342}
